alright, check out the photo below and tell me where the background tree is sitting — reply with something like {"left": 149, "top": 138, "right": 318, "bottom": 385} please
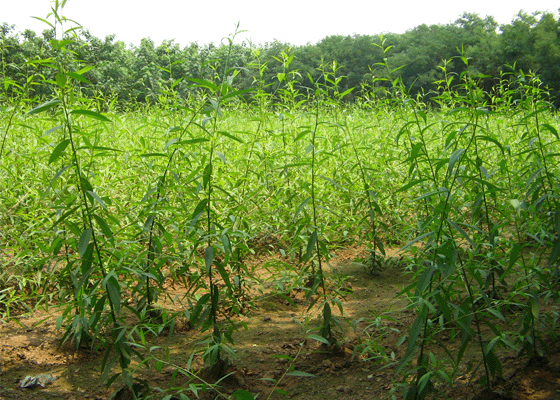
{"left": 2, "top": 9, "right": 560, "bottom": 108}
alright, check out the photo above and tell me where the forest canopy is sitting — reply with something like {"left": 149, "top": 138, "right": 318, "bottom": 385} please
{"left": 1, "top": 9, "right": 560, "bottom": 108}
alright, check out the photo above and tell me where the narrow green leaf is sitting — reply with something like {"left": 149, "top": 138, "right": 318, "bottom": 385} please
{"left": 447, "top": 219, "right": 475, "bottom": 248}
{"left": 71, "top": 109, "right": 111, "bottom": 122}
{"left": 218, "top": 130, "right": 244, "bottom": 143}
{"left": 409, "top": 142, "right": 423, "bottom": 161}
{"left": 272, "top": 354, "right": 294, "bottom": 361}
{"left": 55, "top": 71, "right": 67, "bottom": 88}
{"left": 520, "top": 107, "right": 552, "bottom": 124}
{"left": 26, "top": 99, "right": 61, "bottom": 115}
{"left": 51, "top": 205, "right": 79, "bottom": 227}
{"left": 93, "top": 214, "right": 113, "bottom": 240}
{"left": 188, "top": 78, "right": 218, "bottom": 92}
{"left": 293, "top": 197, "right": 311, "bottom": 221}
{"left": 88, "top": 145, "right": 122, "bottom": 153}
{"left": 476, "top": 135, "right": 504, "bottom": 153}
{"left": 191, "top": 199, "right": 208, "bottom": 220}
{"left": 66, "top": 71, "right": 91, "bottom": 84}
{"left": 26, "top": 57, "right": 55, "bottom": 66}
{"left": 447, "top": 148, "right": 465, "bottom": 175}
{"left": 88, "top": 190, "right": 107, "bottom": 210}
{"left": 417, "top": 263, "right": 435, "bottom": 293}
{"left": 412, "top": 188, "right": 448, "bottom": 202}
{"left": 524, "top": 168, "right": 543, "bottom": 192}
{"left": 396, "top": 307, "right": 427, "bottom": 374}
{"left": 171, "top": 77, "right": 183, "bottom": 89}
{"left": 155, "top": 360, "right": 163, "bottom": 373}
{"left": 295, "top": 129, "right": 311, "bottom": 142}
{"left": 417, "top": 371, "right": 434, "bottom": 396}
{"left": 548, "top": 238, "right": 560, "bottom": 267}
{"left": 400, "top": 231, "right": 434, "bottom": 251}
{"left": 203, "top": 163, "right": 212, "bottom": 189}
{"left": 49, "top": 139, "right": 70, "bottom": 164}
{"left": 216, "top": 151, "right": 226, "bottom": 164}
{"left": 486, "top": 348, "right": 503, "bottom": 378}
{"left": 286, "top": 370, "right": 316, "bottom": 377}
{"left": 141, "top": 152, "right": 167, "bottom": 157}
{"left": 305, "top": 231, "right": 318, "bottom": 261}
{"left": 164, "top": 137, "right": 179, "bottom": 150}
{"left": 445, "top": 129, "right": 457, "bottom": 149}
{"left": 281, "top": 162, "right": 311, "bottom": 169}
{"left": 221, "top": 88, "right": 254, "bottom": 101}
{"left": 221, "top": 233, "right": 231, "bottom": 254}
{"left": 531, "top": 296, "right": 540, "bottom": 319}
{"left": 180, "top": 138, "right": 209, "bottom": 145}
{"left": 374, "top": 236, "right": 386, "bottom": 256}
{"left": 338, "top": 87, "right": 354, "bottom": 98}
{"left": 80, "top": 176, "right": 93, "bottom": 192}
{"left": 307, "top": 334, "right": 330, "bottom": 345}
{"left": 448, "top": 106, "right": 469, "bottom": 115}
{"left": 509, "top": 199, "right": 523, "bottom": 212}
{"left": 509, "top": 243, "right": 521, "bottom": 268}
{"left": 156, "top": 65, "right": 171, "bottom": 73}
{"left": 55, "top": 39, "right": 75, "bottom": 50}
{"left": 486, "top": 308, "right": 505, "bottom": 322}
{"left": 78, "top": 228, "right": 92, "bottom": 257}
{"left": 434, "top": 293, "right": 452, "bottom": 325}
{"left": 204, "top": 246, "right": 214, "bottom": 274}
{"left": 541, "top": 123, "right": 559, "bottom": 139}
{"left": 30, "top": 16, "right": 55, "bottom": 28}
{"left": 76, "top": 65, "right": 95, "bottom": 75}
{"left": 323, "top": 302, "right": 332, "bottom": 322}
{"left": 231, "top": 390, "right": 255, "bottom": 400}
{"left": 215, "top": 259, "right": 234, "bottom": 293}
{"left": 396, "top": 179, "right": 427, "bottom": 193}
{"left": 106, "top": 275, "right": 121, "bottom": 314}
{"left": 143, "top": 215, "right": 155, "bottom": 233}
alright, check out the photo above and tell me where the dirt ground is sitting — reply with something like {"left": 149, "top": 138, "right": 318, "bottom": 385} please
{"left": 1, "top": 247, "right": 560, "bottom": 400}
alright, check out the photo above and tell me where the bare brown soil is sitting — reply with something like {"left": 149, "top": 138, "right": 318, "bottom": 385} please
{"left": 1, "top": 247, "right": 560, "bottom": 400}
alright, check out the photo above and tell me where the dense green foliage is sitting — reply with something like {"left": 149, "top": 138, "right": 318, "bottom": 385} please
{"left": 2, "top": 3, "right": 560, "bottom": 400}
{"left": 1, "top": 9, "right": 560, "bottom": 108}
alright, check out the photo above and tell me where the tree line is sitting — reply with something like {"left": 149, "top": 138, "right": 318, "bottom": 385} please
{"left": 1, "top": 9, "right": 559, "bottom": 109}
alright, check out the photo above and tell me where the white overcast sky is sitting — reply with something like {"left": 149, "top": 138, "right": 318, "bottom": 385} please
{"left": 3, "top": 0, "right": 559, "bottom": 47}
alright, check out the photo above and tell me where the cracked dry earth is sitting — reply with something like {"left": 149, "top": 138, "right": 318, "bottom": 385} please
{"left": 1, "top": 247, "right": 560, "bottom": 400}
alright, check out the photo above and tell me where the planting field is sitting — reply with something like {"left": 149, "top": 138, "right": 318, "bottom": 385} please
{"left": 2, "top": 245, "right": 558, "bottom": 400}
{"left": 1, "top": 9, "right": 560, "bottom": 399}
{"left": 2, "top": 91, "right": 560, "bottom": 400}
